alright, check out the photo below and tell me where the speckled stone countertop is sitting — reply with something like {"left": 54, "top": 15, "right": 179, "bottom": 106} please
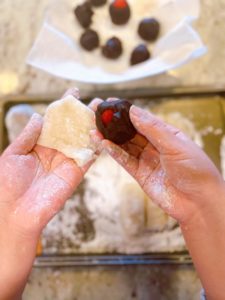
{"left": 0, "top": 0, "right": 225, "bottom": 299}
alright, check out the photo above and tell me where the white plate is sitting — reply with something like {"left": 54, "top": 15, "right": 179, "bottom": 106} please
{"left": 27, "top": 0, "right": 206, "bottom": 84}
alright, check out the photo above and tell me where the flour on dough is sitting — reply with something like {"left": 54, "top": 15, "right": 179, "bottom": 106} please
{"left": 37, "top": 95, "right": 97, "bottom": 167}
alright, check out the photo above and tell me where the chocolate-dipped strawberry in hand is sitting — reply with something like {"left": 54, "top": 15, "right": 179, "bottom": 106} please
{"left": 95, "top": 99, "right": 136, "bottom": 145}
{"left": 109, "top": 0, "right": 131, "bottom": 25}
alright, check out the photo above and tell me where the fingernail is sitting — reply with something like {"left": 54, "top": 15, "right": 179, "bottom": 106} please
{"left": 88, "top": 98, "right": 103, "bottom": 111}
{"left": 70, "top": 87, "right": 80, "bottom": 97}
{"left": 31, "top": 113, "right": 42, "bottom": 123}
{"left": 106, "top": 97, "right": 120, "bottom": 102}
{"left": 130, "top": 105, "right": 143, "bottom": 117}
{"left": 62, "top": 87, "right": 80, "bottom": 99}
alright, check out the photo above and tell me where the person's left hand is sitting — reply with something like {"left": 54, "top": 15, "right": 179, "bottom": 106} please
{"left": 0, "top": 89, "right": 94, "bottom": 300}
{"left": 0, "top": 89, "right": 91, "bottom": 238}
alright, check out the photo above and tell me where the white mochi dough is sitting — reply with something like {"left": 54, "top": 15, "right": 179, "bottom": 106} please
{"left": 37, "top": 95, "right": 97, "bottom": 166}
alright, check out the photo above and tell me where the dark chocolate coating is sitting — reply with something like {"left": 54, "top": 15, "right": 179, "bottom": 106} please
{"left": 130, "top": 44, "right": 151, "bottom": 65}
{"left": 138, "top": 18, "right": 160, "bottom": 41}
{"left": 95, "top": 100, "right": 136, "bottom": 145}
{"left": 102, "top": 37, "right": 123, "bottom": 59}
{"left": 89, "top": 0, "right": 107, "bottom": 7}
{"left": 74, "top": 2, "right": 93, "bottom": 28}
{"left": 109, "top": 2, "right": 131, "bottom": 25}
{"left": 80, "top": 29, "right": 99, "bottom": 51}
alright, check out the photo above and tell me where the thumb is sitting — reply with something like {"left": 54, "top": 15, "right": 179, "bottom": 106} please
{"left": 129, "top": 105, "right": 189, "bottom": 155}
{"left": 4, "top": 113, "right": 43, "bottom": 155}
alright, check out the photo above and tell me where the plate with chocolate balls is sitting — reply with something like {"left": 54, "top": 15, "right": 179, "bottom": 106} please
{"left": 28, "top": 0, "right": 206, "bottom": 83}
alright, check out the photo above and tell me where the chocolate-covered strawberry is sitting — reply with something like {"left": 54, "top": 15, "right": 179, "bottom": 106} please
{"left": 74, "top": 2, "right": 93, "bottom": 28}
{"left": 80, "top": 29, "right": 99, "bottom": 51}
{"left": 96, "top": 100, "right": 136, "bottom": 145}
{"left": 138, "top": 18, "right": 160, "bottom": 41}
{"left": 130, "top": 44, "right": 151, "bottom": 65}
{"left": 109, "top": 0, "right": 131, "bottom": 25}
{"left": 102, "top": 37, "right": 123, "bottom": 59}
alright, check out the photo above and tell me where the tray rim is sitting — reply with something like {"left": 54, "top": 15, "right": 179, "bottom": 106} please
{"left": 34, "top": 252, "right": 192, "bottom": 268}
{"left": 1, "top": 85, "right": 225, "bottom": 103}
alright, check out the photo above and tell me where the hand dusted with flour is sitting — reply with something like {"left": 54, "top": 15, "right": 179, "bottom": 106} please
{"left": 0, "top": 89, "right": 94, "bottom": 300}
{"left": 97, "top": 104, "right": 223, "bottom": 224}
{"left": 94, "top": 101, "right": 225, "bottom": 298}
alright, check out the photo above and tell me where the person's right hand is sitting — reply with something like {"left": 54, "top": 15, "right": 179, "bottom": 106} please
{"left": 93, "top": 102, "right": 224, "bottom": 225}
{"left": 91, "top": 100, "right": 225, "bottom": 299}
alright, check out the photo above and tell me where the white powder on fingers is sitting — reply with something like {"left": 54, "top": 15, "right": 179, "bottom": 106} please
{"left": 149, "top": 169, "right": 173, "bottom": 211}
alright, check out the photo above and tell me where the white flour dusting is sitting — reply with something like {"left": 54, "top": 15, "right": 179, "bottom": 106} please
{"left": 150, "top": 169, "right": 173, "bottom": 211}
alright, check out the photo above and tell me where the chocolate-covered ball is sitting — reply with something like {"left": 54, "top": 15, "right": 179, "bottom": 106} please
{"left": 138, "top": 18, "right": 160, "bottom": 41}
{"left": 95, "top": 99, "right": 136, "bottom": 145}
{"left": 74, "top": 2, "right": 93, "bottom": 28}
{"left": 109, "top": 0, "right": 131, "bottom": 25}
{"left": 89, "top": 0, "right": 107, "bottom": 7}
{"left": 80, "top": 29, "right": 99, "bottom": 51}
{"left": 130, "top": 44, "right": 151, "bottom": 65}
{"left": 102, "top": 37, "right": 123, "bottom": 59}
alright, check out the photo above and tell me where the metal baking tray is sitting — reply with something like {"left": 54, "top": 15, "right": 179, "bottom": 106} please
{"left": 1, "top": 86, "right": 225, "bottom": 267}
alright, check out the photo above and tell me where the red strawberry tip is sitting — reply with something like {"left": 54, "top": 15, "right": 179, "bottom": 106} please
{"left": 113, "top": 0, "right": 128, "bottom": 9}
{"left": 101, "top": 109, "right": 114, "bottom": 125}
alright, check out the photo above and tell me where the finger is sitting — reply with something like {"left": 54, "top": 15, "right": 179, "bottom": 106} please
{"left": 130, "top": 105, "right": 186, "bottom": 155}
{"left": 121, "top": 142, "right": 144, "bottom": 159}
{"left": 106, "top": 97, "right": 119, "bottom": 102}
{"left": 121, "top": 138, "right": 159, "bottom": 170}
{"left": 88, "top": 98, "right": 103, "bottom": 111}
{"left": 102, "top": 139, "right": 138, "bottom": 177}
{"left": 4, "top": 113, "right": 43, "bottom": 156}
{"left": 81, "top": 158, "right": 95, "bottom": 174}
{"left": 130, "top": 134, "right": 148, "bottom": 149}
{"left": 62, "top": 87, "right": 80, "bottom": 99}
{"left": 90, "top": 129, "right": 103, "bottom": 142}
{"left": 90, "top": 129, "right": 104, "bottom": 154}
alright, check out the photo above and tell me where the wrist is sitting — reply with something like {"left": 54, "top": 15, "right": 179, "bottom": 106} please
{"left": 179, "top": 180, "right": 225, "bottom": 300}
{"left": 0, "top": 222, "right": 39, "bottom": 300}
{"left": 179, "top": 178, "right": 225, "bottom": 228}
